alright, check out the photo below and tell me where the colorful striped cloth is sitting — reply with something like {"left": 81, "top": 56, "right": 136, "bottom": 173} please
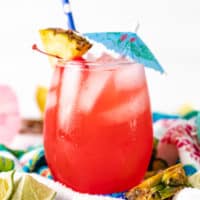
{"left": 0, "top": 109, "right": 200, "bottom": 199}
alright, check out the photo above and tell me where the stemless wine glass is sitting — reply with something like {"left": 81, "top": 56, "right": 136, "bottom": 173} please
{"left": 43, "top": 57, "right": 153, "bottom": 194}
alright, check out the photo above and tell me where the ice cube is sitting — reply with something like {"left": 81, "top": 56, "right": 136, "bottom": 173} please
{"left": 114, "top": 62, "right": 145, "bottom": 91}
{"left": 78, "top": 53, "right": 117, "bottom": 113}
{"left": 58, "top": 66, "right": 82, "bottom": 131}
{"left": 46, "top": 67, "right": 63, "bottom": 109}
{"left": 98, "top": 88, "right": 148, "bottom": 124}
{"left": 96, "top": 52, "right": 116, "bottom": 63}
{"left": 84, "top": 52, "right": 113, "bottom": 63}
{"left": 78, "top": 70, "right": 112, "bottom": 113}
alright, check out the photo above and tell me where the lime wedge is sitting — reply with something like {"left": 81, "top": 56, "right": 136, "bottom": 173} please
{"left": 11, "top": 174, "right": 56, "bottom": 200}
{"left": 0, "top": 170, "right": 15, "bottom": 200}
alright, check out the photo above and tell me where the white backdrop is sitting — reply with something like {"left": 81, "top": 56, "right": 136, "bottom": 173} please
{"left": 0, "top": 0, "right": 200, "bottom": 118}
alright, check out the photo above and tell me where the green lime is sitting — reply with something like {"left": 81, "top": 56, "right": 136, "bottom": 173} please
{"left": 11, "top": 174, "right": 56, "bottom": 200}
{"left": 0, "top": 170, "right": 15, "bottom": 200}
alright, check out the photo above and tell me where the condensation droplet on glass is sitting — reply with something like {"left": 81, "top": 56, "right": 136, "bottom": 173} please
{"left": 129, "top": 119, "right": 137, "bottom": 130}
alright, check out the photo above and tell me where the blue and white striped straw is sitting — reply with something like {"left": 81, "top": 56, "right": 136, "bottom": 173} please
{"left": 62, "top": 0, "right": 76, "bottom": 30}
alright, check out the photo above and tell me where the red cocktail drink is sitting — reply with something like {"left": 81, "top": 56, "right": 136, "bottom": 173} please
{"left": 44, "top": 57, "right": 153, "bottom": 194}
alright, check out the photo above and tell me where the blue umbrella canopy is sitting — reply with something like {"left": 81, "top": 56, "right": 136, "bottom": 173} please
{"left": 84, "top": 32, "right": 164, "bottom": 73}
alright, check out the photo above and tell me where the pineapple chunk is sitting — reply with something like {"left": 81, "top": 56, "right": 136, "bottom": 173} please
{"left": 39, "top": 28, "right": 92, "bottom": 60}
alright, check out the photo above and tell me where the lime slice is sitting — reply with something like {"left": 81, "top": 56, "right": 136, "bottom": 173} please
{"left": 0, "top": 170, "right": 15, "bottom": 200}
{"left": 11, "top": 174, "right": 56, "bottom": 200}
{"left": 188, "top": 171, "right": 200, "bottom": 188}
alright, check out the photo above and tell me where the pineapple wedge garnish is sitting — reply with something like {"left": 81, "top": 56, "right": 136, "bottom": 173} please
{"left": 126, "top": 164, "right": 188, "bottom": 200}
{"left": 39, "top": 28, "right": 92, "bottom": 60}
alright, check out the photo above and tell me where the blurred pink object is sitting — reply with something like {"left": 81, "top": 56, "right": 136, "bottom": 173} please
{"left": 0, "top": 85, "right": 21, "bottom": 145}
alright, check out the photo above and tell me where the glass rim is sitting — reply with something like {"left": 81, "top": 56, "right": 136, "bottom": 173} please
{"left": 55, "top": 58, "right": 143, "bottom": 71}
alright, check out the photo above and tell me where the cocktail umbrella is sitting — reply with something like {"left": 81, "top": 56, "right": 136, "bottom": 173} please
{"left": 59, "top": 1, "right": 163, "bottom": 73}
{"left": 84, "top": 32, "right": 164, "bottom": 73}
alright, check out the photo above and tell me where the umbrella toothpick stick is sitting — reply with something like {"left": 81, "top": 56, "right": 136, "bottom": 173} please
{"left": 134, "top": 22, "right": 140, "bottom": 33}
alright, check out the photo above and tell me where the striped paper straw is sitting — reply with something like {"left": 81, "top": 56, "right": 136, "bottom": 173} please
{"left": 62, "top": 0, "right": 76, "bottom": 30}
